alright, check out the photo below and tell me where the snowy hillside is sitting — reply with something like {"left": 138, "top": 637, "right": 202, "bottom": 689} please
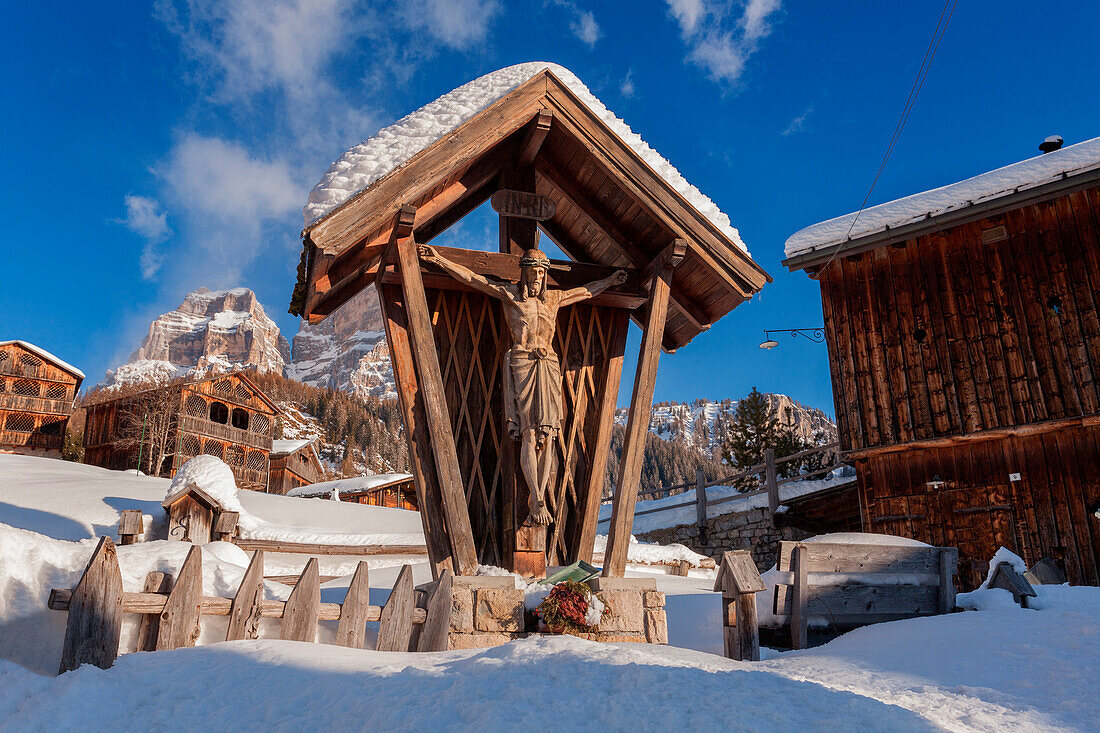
{"left": 618, "top": 395, "right": 837, "bottom": 461}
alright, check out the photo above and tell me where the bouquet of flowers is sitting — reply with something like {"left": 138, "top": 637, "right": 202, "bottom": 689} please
{"left": 534, "top": 580, "right": 609, "bottom": 634}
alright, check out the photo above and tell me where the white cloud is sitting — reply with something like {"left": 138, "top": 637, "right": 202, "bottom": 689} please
{"left": 782, "top": 105, "right": 812, "bottom": 136}
{"left": 116, "top": 195, "right": 171, "bottom": 279}
{"left": 571, "top": 10, "right": 602, "bottom": 47}
{"left": 620, "top": 69, "right": 636, "bottom": 98}
{"left": 666, "top": 0, "right": 782, "bottom": 84}
{"left": 401, "top": 0, "right": 501, "bottom": 50}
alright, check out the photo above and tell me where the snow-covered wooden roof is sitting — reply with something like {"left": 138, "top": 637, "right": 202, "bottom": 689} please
{"left": 293, "top": 63, "right": 770, "bottom": 350}
{"left": 0, "top": 340, "right": 85, "bottom": 380}
{"left": 784, "top": 136, "right": 1100, "bottom": 270}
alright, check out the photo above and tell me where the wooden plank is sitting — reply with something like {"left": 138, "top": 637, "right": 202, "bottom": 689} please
{"left": 417, "top": 568, "right": 454, "bottom": 652}
{"left": 517, "top": 108, "right": 553, "bottom": 167}
{"left": 213, "top": 511, "right": 239, "bottom": 541}
{"left": 226, "top": 550, "right": 264, "bottom": 641}
{"left": 135, "top": 571, "right": 171, "bottom": 652}
{"left": 281, "top": 557, "right": 320, "bottom": 642}
{"left": 988, "top": 560, "right": 1035, "bottom": 606}
{"left": 603, "top": 241, "right": 683, "bottom": 577}
{"left": 574, "top": 310, "right": 629, "bottom": 563}
{"left": 231, "top": 539, "right": 428, "bottom": 556}
{"left": 156, "top": 545, "right": 202, "bottom": 651}
{"left": 58, "top": 536, "right": 124, "bottom": 673}
{"left": 776, "top": 540, "right": 945, "bottom": 574}
{"left": 118, "top": 510, "right": 143, "bottom": 544}
{"left": 377, "top": 564, "right": 415, "bottom": 652}
{"left": 393, "top": 209, "right": 478, "bottom": 575}
{"left": 335, "top": 562, "right": 371, "bottom": 649}
{"left": 379, "top": 282, "right": 453, "bottom": 578}
{"left": 490, "top": 189, "right": 555, "bottom": 221}
{"left": 775, "top": 582, "right": 941, "bottom": 618}
{"left": 939, "top": 547, "right": 957, "bottom": 613}
{"left": 714, "top": 550, "right": 767, "bottom": 594}
{"left": 694, "top": 467, "right": 708, "bottom": 537}
{"left": 765, "top": 448, "right": 779, "bottom": 519}
{"left": 790, "top": 544, "right": 808, "bottom": 650}
{"left": 735, "top": 591, "right": 760, "bottom": 662}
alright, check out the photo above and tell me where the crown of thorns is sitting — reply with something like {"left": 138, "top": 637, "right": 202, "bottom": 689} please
{"left": 519, "top": 249, "right": 550, "bottom": 268}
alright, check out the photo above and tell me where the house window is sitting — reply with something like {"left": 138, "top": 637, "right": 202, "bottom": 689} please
{"left": 5, "top": 412, "right": 35, "bottom": 433}
{"left": 231, "top": 408, "right": 249, "bottom": 430}
{"left": 45, "top": 383, "right": 68, "bottom": 400}
{"left": 12, "top": 379, "right": 39, "bottom": 396}
{"left": 246, "top": 451, "right": 266, "bottom": 472}
{"left": 252, "top": 414, "right": 270, "bottom": 435}
{"left": 209, "top": 401, "right": 229, "bottom": 424}
{"left": 203, "top": 440, "right": 225, "bottom": 460}
{"left": 186, "top": 395, "right": 207, "bottom": 417}
{"left": 39, "top": 418, "right": 64, "bottom": 436}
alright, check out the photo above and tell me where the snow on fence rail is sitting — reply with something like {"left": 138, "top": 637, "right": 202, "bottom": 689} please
{"left": 48, "top": 536, "right": 450, "bottom": 675}
{"left": 599, "top": 442, "right": 843, "bottom": 528}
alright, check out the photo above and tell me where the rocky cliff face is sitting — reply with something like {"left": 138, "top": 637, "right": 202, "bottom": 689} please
{"left": 285, "top": 286, "right": 395, "bottom": 400}
{"left": 615, "top": 394, "right": 837, "bottom": 462}
{"left": 105, "top": 287, "right": 290, "bottom": 387}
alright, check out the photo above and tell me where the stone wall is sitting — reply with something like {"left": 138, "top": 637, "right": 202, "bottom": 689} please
{"left": 637, "top": 507, "right": 810, "bottom": 572}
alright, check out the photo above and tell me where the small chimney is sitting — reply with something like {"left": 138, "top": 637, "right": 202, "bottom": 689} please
{"left": 1039, "top": 135, "right": 1064, "bottom": 153}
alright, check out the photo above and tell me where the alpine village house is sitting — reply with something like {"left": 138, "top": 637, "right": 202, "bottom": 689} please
{"left": 784, "top": 136, "right": 1100, "bottom": 588}
{"left": 0, "top": 341, "right": 84, "bottom": 456}
{"left": 267, "top": 438, "right": 325, "bottom": 494}
{"left": 83, "top": 372, "right": 279, "bottom": 492}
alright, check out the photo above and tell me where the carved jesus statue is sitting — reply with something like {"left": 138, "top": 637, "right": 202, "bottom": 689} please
{"left": 419, "top": 244, "right": 628, "bottom": 525}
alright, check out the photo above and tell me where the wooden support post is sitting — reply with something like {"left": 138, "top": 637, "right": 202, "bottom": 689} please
{"left": 118, "top": 510, "right": 143, "bottom": 545}
{"left": 603, "top": 240, "right": 685, "bottom": 578}
{"left": 157, "top": 545, "right": 202, "bottom": 651}
{"left": 281, "top": 558, "right": 321, "bottom": 642}
{"left": 673, "top": 559, "right": 691, "bottom": 577}
{"left": 226, "top": 550, "right": 264, "bottom": 641}
{"left": 135, "top": 571, "right": 171, "bottom": 652}
{"left": 790, "top": 543, "right": 808, "bottom": 650}
{"left": 939, "top": 548, "right": 958, "bottom": 612}
{"left": 736, "top": 591, "right": 760, "bottom": 662}
{"left": 335, "top": 562, "right": 371, "bottom": 649}
{"left": 59, "top": 536, "right": 124, "bottom": 673}
{"left": 417, "top": 568, "right": 454, "bottom": 652}
{"left": 714, "top": 550, "right": 766, "bottom": 662}
{"left": 517, "top": 109, "right": 552, "bottom": 167}
{"left": 694, "top": 468, "right": 708, "bottom": 546}
{"left": 378, "top": 565, "right": 415, "bottom": 652}
{"left": 765, "top": 448, "right": 779, "bottom": 522}
{"left": 391, "top": 205, "right": 478, "bottom": 576}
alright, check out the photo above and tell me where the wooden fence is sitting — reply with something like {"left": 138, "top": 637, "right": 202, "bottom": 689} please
{"left": 48, "top": 536, "right": 453, "bottom": 674}
{"left": 597, "top": 442, "right": 843, "bottom": 533}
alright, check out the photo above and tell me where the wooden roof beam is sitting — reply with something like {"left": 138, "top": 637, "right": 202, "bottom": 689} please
{"left": 536, "top": 161, "right": 711, "bottom": 331}
{"left": 518, "top": 109, "right": 553, "bottom": 167}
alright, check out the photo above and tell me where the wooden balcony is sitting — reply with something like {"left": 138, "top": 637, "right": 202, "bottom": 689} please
{"left": 178, "top": 415, "right": 272, "bottom": 451}
{"left": 0, "top": 394, "right": 72, "bottom": 416}
{"left": 0, "top": 430, "right": 63, "bottom": 449}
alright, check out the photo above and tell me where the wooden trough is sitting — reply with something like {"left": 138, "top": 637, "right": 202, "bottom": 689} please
{"left": 49, "top": 537, "right": 452, "bottom": 674}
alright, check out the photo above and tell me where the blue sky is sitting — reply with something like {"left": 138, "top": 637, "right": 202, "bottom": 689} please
{"left": 3, "top": 1, "right": 1098, "bottom": 417}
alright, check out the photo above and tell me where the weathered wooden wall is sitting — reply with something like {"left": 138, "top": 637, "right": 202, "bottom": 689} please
{"left": 857, "top": 424, "right": 1100, "bottom": 588}
{"left": 820, "top": 186, "right": 1100, "bottom": 452}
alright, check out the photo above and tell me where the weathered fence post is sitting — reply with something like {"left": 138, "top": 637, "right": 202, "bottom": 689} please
{"left": 378, "top": 565, "right": 415, "bottom": 652}
{"left": 118, "top": 510, "right": 143, "bottom": 545}
{"left": 694, "top": 468, "right": 708, "bottom": 546}
{"left": 417, "top": 568, "right": 454, "bottom": 652}
{"left": 714, "top": 550, "right": 767, "bottom": 661}
{"left": 281, "top": 558, "right": 321, "bottom": 642}
{"left": 335, "top": 562, "right": 371, "bottom": 649}
{"left": 764, "top": 448, "right": 779, "bottom": 523}
{"left": 226, "top": 550, "right": 264, "bottom": 641}
{"left": 135, "top": 571, "right": 171, "bottom": 651}
{"left": 157, "top": 545, "right": 203, "bottom": 651}
{"left": 790, "top": 543, "right": 808, "bottom": 650}
{"left": 58, "top": 536, "right": 124, "bottom": 674}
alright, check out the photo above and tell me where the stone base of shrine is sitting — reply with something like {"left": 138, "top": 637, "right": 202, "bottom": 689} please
{"left": 446, "top": 575, "right": 668, "bottom": 650}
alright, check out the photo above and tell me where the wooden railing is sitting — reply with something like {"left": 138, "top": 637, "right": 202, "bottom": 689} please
{"left": 179, "top": 414, "right": 272, "bottom": 451}
{"left": 0, "top": 394, "right": 72, "bottom": 415}
{"left": 0, "top": 430, "right": 63, "bottom": 449}
{"left": 597, "top": 442, "right": 846, "bottom": 530}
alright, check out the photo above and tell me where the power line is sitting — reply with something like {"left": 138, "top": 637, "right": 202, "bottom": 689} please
{"left": 820, "top": 0, "right": 960, "bottom": 272}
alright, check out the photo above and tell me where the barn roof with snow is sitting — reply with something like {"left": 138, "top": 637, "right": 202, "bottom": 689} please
{"left": 291, "top": 62, "right": 770, "bottom": 351}
{"left": 783, "top": 136, "right": 1100, "bottom": 272}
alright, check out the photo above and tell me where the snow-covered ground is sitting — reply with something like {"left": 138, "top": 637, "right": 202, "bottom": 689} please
{"left": 0, "top": 455, "right": 1096, "bottom": 730}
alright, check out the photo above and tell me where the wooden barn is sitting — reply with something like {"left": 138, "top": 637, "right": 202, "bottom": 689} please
{"left": 290, "top": 63, "right": 769, "bottom": 578}
{"left": 784, "top": 137, "right": 1100, "bottom": 588}
{"left": 267, "top": 438, "right": 325, "bottom": 494}
{"left": 83, "top": 372, "right": 279, "bottom": 491}
{"left": 288, "top": 474, "right": 419, "bottom": 511}
{"left": 0, "top": 340, "right": 84, "bottom": 456}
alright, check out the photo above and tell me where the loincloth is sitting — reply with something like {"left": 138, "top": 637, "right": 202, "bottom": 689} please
{"left": 503, "top": 346, "right": 563, "bottom": 440}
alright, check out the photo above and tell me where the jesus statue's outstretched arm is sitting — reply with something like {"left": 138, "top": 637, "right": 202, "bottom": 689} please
{"left": 418, "top": 245, "right": 510, "bottom": 300}
{"left": 557, "top": 269, "right": 629, "bottom": 307}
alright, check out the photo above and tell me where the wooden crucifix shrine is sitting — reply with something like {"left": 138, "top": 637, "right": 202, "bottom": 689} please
{"left": 291, "top": 66, "right": 770, "bottom": 578}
